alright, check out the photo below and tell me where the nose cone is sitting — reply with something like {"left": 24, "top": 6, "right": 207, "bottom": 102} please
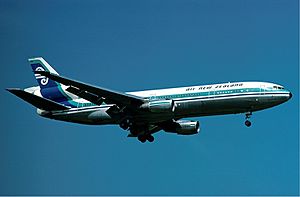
{"left": 289, "top": 92, "right": 293, "bottom": 99}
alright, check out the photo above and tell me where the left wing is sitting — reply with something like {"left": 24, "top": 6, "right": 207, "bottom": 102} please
{"left": 34, "top": 71, "right": 145, "bottom": 108}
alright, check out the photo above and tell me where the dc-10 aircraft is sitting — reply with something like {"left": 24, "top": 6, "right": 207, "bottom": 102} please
{"left": 7, "top": 57, "right": 292, "bottom": 143}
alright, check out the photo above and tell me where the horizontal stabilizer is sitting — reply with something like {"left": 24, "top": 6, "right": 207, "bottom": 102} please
{"left": 6, "top": 88, "right": 70, "bottom": 111}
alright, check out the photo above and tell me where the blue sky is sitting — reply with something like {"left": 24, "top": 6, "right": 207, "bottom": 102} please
{"left": 0, "top": 0, "right": 298, "bottom": 195}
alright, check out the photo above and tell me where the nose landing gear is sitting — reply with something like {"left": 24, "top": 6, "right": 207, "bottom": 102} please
{"left": 245, "top": 120, "right": 251, "bottom": 127}
{"left": 245, "top": 112, "right": 252, "bottom": 127}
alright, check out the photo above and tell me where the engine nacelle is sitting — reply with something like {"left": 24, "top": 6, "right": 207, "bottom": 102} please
{"left": 140, "top": 100, "right": 175, "bottom": 113}
{"left": 164, "top": 120, "right": 200, "bottom": 135}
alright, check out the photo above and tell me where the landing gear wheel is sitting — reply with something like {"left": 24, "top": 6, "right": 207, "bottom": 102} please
{"left": 138, "top": 135, "right": 147, "bottom": 143}
{"left": 244, "top": 112, "right": 252, "bottom": 127}
{"left": 147, "top": 135, "right": 154, "bottom": 142}
{"left": 245, "top": 120, "right": 251, "bottom": 127}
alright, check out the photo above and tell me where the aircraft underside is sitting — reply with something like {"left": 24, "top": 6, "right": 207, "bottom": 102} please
{"left": 41, "top": 93, "right": 289, "bottom": 143}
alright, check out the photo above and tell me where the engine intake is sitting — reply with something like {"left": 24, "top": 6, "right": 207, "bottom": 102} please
{"left": 163, "top": 120, "right": 200, "bottom": 135}
{"left": 140, "top": 100, "right": 175, "bottom": 113}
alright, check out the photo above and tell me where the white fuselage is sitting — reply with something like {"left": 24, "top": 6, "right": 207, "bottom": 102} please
{"left": 36, "top": 81, "right": 291, "bottom": 125}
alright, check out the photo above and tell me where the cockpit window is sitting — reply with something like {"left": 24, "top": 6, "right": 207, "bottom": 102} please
{"left": 273, "top": 86, "right": 284, "bottom": 90}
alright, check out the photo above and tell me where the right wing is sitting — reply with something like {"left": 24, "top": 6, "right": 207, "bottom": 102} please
{"left": 34, "top": 71, "right": 146, "bottom": 108}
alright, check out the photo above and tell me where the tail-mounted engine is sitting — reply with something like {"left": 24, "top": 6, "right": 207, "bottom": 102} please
{"left": 140, "top": 100, "right": 175, "bottom": 113}
{"left": 163, "top": 120, "right": 200, "bottom": 135}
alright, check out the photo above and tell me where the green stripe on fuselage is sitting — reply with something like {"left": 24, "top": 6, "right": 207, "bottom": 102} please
{"left": 72, "top": 87, "right": 288, "bottom": 108}
{"left": 149, "top": 88, "right": 288, "bottom": 100}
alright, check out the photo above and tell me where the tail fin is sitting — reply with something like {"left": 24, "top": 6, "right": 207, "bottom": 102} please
{"left": 29, "top": 57, "right": 60, "bottom": 88}
{"left": 28, "top": 57, "right": 75, "bottom": 107}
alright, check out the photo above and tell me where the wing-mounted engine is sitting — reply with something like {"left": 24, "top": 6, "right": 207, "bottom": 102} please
{"left": 140, "top": 100, "right": 175, "bottom": 113}
{"left": 163, "top": 120, "right": 200, "bottom": 135}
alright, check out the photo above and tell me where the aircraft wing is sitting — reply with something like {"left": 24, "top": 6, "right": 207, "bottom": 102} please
{"left": 34, "top": 71, "right": 145, "bottom": 107}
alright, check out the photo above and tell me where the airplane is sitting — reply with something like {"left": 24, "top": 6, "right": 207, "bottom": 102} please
{"left": 7, "top": 57, "right": 292, "bottom": 143}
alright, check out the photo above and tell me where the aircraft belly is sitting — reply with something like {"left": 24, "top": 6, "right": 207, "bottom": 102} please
{"left": 174, "top": 100, "right": 202, "bottom": 114}
{"left": 126, "top": 96, "right": 265, "bottom": 123}
{"left": 41, "top": 94, "right": 288, "bottom": 125}
{"left": 199, "top": 97, "right": 258, "bottom": 115}
{"left": 258, "top": 94, "right": 290, "bottom": 107}
{"left": 173, "top": 95, "right": 278, "bottom": 118}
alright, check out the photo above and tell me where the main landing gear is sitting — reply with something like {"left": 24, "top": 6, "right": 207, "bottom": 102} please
{"left": 138, "top": 134, "right": 155, "bottom": 143}
{"left": 120, "top": 119, "right": 155, "bottom": 143}
{"left": 245, "top": 112, "right": 252, "bottom": 127}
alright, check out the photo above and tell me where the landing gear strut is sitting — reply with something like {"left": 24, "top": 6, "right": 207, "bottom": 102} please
{"left": 245, "top": 112, "right": 252, "bottom": 127}
{"left": 119, "top": 118, "right": 132, "bottom": 130}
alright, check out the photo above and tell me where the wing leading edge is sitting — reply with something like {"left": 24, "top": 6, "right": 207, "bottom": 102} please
{"left": 34, "top": 71, "right": 146, "bottom": 107}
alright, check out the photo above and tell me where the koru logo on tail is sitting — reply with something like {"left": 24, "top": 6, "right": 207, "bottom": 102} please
{"left": 34, "top": 67, "right": 49, "bottom": 85}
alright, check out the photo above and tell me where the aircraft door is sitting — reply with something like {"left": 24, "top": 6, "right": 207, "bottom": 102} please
{"left": 260, "top": 84, "right": 265, "bottom": 95}
{"left": 209, "top": 87, "right": 215, "bottom": 98}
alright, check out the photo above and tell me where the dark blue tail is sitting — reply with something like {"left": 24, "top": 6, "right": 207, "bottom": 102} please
{"left": 29, "top": 57, "right": 60, "bottom": 88}
{"left": 29, "top": 57, "right": 75, "bottom": 107}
